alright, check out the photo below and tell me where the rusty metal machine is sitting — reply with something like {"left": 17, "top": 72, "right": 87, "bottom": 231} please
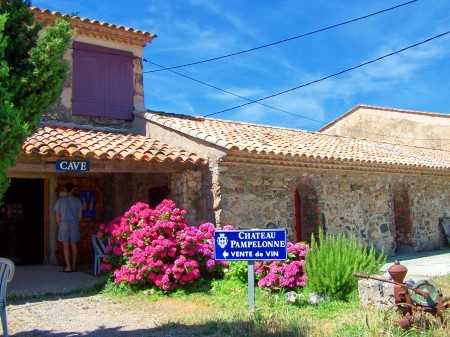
{"left": 355, "top": 261, "right": 450, "bottom": 329}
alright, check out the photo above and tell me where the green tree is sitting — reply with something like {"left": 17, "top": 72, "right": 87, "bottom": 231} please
{"left": 0, "top": 0, "right": 72, "bottom": 201}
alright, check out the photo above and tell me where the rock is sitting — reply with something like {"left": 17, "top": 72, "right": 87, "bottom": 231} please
{"left": 308, "top": 292, "right": 327, "bottom": 305}
{"left": 284, "top": 291, "right": 297, "bottom": 303}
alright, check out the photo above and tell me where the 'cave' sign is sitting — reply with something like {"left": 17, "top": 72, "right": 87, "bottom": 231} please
{"left": 56, "top": 160, "right": 90, "bottom": 172}
{"left": 214, "top": 229, "right": 287, "bottom": 261}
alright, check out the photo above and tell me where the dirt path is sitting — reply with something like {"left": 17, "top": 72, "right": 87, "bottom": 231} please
{"left": 8, "top": 294, "right": 215, "bottom": 336}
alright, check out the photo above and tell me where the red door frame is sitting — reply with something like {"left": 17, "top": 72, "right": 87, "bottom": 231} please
{"left": 295, "top": 189, "right": 301, "bottom": 243}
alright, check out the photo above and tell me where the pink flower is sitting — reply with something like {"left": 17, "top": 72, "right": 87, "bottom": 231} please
{"left": 254, "top": 242, "right": 310, "bottom": 291}
{"left": 98, "top": 200, "right": 229, "bottom": 292}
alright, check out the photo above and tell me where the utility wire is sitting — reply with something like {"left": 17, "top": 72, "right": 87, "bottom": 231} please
{"left": 144, "top": 0, "right": 418, "bottom": 73}
{"left": 143, "top": 59, "right": 326, "bottom": 124}
{"left": 205, "top": 30, "right": 450, "bottom": 117}
{"left": 144, "top": 59, "right": 450, "bottom": 141}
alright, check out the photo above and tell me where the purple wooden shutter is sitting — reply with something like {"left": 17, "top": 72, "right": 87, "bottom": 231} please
{"left": 105, "top": 53, "right": 134, "bottom": 120}
{"left": 72, "top": 42, "right": 105, "bottom": 117}
{"left": 72, "top": 42, "right": 134, "bottom": 120}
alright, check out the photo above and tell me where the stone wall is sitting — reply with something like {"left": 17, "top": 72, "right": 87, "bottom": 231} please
{"left": 212, "top": 163, "right": 450, "bottom": 255}
{"left": 170, "top": 169, "right": 204, "bottom": 225}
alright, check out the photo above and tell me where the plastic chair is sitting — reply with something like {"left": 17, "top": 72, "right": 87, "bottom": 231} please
{"left": 92, "top": 234, "right": 106, "bottom": 276}
{"left": 0, "top": 258, "right": 15, "bottom": 337}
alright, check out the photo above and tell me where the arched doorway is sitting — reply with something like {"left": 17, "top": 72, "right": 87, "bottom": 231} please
{"left": 294, "top": 182, "right": 320, "bottom": 243}
{"left": 392, "top": 185, "right": 413, "bottom": 253}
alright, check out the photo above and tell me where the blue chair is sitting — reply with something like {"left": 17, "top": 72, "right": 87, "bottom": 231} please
{"left": 92, "top": 234, "right": 106, "bottom": 276}
{"left": 0, "top": 258, "right": 15, "bottom": 337}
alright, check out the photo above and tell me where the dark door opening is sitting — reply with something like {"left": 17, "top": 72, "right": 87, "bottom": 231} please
{"left": 0, "top": 178, "right": 44, "bottom": 265}
{"left": 393, "top": 185, "right": 413, "bottom": 253}
{"left": 148, "top": 185, "right": 170, "bottom": 209}
{"left": 295, "top": 184, "right": 320, "bottom": 244}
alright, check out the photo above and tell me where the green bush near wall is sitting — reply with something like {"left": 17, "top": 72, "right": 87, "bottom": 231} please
{"left": 305, "top": 229, "right": 386, "bottom": 301}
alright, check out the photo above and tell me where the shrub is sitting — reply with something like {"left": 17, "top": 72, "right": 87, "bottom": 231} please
{"left": 98, "top": 200, "right": 230, "bottom": 292}
{"left": 254, "top": 242, "right": 310, "bottom": 291}
{"left": 225, "top": 261, "right": 248, "bottom": 283}
{"left": 305, "top": 229, "right": 386, "bottom": 301}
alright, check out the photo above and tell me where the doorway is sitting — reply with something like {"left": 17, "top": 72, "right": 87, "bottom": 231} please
{"left": 294, "top": 183, "right": 320, "bottom": 243}
{"left": 392, "top": 185, "right": 413, "bottom": 253}
{"left": 0, "top": 178, "right": 45, "bottom": 265}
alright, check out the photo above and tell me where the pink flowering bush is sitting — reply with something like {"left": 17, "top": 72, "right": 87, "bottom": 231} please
{"left": 98, "top": 200, "right": 229, "bottom": 292}
{"left": 254, "top": 242, "right": 310, "bottom": 291}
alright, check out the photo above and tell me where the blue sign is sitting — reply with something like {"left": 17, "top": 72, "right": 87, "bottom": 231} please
{"left": 214, "top": 229, "right": 287, "bottom": 261}
{"left": 56, "top": 160, "right": 90, "bottom": 172}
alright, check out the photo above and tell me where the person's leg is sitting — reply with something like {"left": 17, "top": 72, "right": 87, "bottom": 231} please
{"left": 71, "top": 241, "right": 78, "bottom": 271}
{"left": 62, "top": 242, "right": 71, "bottom": 271}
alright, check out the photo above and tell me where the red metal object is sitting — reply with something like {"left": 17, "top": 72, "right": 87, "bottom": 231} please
{"left": 388, "top": 261, "right": 410, "bottom": 309}
{"left": 355, "top": 261, "right": 450, "bottom": 329}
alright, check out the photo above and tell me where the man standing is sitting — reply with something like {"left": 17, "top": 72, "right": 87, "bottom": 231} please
{"left": 54, "top": 182, "right": 83, "bottom": 272}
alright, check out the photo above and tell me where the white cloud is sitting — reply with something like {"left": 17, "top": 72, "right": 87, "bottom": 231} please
{"left": 360, "top": 38, "right": 446, "bottom": 81}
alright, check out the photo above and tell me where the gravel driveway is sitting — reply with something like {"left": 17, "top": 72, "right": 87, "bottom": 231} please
{"left": 8, "top": 294, "right": 214, "bottom": 337}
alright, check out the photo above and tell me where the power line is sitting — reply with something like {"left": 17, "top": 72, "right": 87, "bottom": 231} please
{"left": 143, "top": 59, "right": 326, "bottom": 124}
{"left": 144, "top": 0, "right": 418, "bottom": 73}
{"left": 144, "top": 59, "right": 450, "bottom": 142}
{"left": 143, "top": 59, "right": 450, "bottom": 138}
{"left": 143, "top": 59, "right": 450, "bottom": 142}
{"left": 144, "top": 29, "right": 450, "bottom": 126}
{"left": 205, "top": 29, "right": 450, "bottom": 117}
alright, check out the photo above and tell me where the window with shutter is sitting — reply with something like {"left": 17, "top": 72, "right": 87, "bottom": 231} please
{"left": 72, "top": 42, "right": 134, "bottom": 120}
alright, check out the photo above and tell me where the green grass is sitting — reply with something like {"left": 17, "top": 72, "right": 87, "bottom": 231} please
{"left": 155, "top": 275, "right": 450, "bottom": 337}
{"left": 9, "top": 273, "right": 450, "bottom": 336}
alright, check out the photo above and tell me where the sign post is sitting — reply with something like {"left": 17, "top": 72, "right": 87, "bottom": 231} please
{"left": 214, "top": 229, "right": 287, "bottom": 311}
{"left": 247, "top": 260, "right": 255, "bottom": 311}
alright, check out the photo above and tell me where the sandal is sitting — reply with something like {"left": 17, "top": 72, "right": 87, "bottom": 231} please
{"left": 59, "top": 269, "right": 71, "bottom": 273}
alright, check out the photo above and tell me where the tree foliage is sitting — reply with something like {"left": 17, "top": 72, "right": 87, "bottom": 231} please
{"left": 0, "top": 0, "right": 72, "bottom": 201}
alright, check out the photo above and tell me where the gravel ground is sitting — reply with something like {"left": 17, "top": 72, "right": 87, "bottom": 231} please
{"left": 7, "top": 294, "right": 214, "bottom": 337}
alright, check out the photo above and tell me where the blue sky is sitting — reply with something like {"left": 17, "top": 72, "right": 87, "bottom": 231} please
{"left": 32, "top": 0, "right": 450, "bottom": 131}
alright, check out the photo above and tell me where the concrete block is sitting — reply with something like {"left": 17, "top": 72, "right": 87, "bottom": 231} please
{"left": 357, "top": 279, "right": 394, "bottom": 307}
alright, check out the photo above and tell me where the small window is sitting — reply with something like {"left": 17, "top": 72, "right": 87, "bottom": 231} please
{"left": 72, "top": 42, "right": 134, "bottom": 120}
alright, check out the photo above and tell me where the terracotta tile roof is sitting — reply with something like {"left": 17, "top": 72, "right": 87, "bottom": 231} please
{"left": 142, "top": 112, "right": 450, "bottom": 171}
{"left": 22, "top": 125, "right": 205, "bottom": 165}
{"left": 31, "top": 7, "right": 156, "bottom": 47}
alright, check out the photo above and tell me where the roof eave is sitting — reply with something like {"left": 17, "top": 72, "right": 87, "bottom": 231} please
{"left": 32, "top": 7, "right": 157, "bottom": 47}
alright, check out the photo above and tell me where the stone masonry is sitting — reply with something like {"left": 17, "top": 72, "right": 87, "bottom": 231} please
{"left": 211, "top": 163, "right": 450, "bottom": 255}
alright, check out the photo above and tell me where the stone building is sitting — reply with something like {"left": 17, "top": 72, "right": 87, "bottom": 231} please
{"left": 134, "top": 111, "right": 450, "bottom": 256}
{"left": 2, "top": 8, "right": 206, "bottom": 266}
{"left": 3, "top": 7, "right": 449, "bottom": 267}
{"left": 318, "top": 104, "right": 450, "bottom": 151}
